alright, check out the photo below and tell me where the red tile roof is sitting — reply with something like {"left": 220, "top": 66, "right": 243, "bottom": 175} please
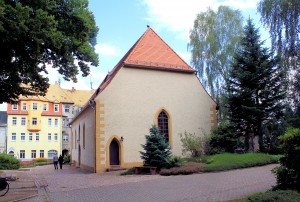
{"left": 95, "top": 27, "right": 195, "bottom": 96}
{"left": 124, "top": 27, "right": 194, "bottom": 72}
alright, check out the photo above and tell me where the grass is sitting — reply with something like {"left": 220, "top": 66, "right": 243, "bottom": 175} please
{"left": 203, "top": 153, "right": 281, "bottom": 172}
{"left": 246, "top": 190, "right": 300, "bottom": 202}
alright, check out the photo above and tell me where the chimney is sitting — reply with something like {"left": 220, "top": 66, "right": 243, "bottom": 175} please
{"left": 71, "top": 87, "right": 75, "bottom": 93}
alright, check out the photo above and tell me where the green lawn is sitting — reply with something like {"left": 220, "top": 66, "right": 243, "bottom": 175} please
{"left": 203, "top": 153, "right": 281, "bottom": 172}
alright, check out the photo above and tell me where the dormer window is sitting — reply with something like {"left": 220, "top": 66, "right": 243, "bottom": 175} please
{"left": 12, "top": 104, "right": 18, "bottom": 110}
{"left": 54, "top": 104, "right": 59, "bottom": 112}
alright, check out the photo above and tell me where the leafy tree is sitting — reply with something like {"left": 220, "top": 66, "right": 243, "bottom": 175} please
{"left": 273, "top": 128, "right": 300, "bottom": 191}
{"left": 258, "top": 0, "right": 300, "bottom": 112}
{"left": 189, "top": 6, "right": 243, "bottom": 121}
{"left": 140, "top": 125, "right": 171, "bottom": 169}
{"left": 228, "top": 19, "right": 287, "bottom": 152}
{"left": 0, "top": 0, "right": 99, "bottom": 104}
{"left": 258, "top": 0, "right": 300, "bottom": 65}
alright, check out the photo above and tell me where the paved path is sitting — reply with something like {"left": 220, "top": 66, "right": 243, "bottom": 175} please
{"left": 24, "top": 164, "right": 277, "bottom": 202}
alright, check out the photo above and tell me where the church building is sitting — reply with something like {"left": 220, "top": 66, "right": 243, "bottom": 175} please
{"left": 70, "top": 27, "right": 217, "bottom": 172}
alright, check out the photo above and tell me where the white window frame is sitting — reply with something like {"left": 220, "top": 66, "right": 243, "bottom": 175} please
{"left": 31, "top": 150, "right": 36, "bottom": 159}
{"left": 29, "top": 133, "right": 32, "bottom": 141}
{"left": 21, "top": 117, "right": 26, "bottom": 126}
{"left": 65, "top": 105, "right": 70, "bottom": 113}
{"left": 54, "top": 104, "right": 59, "bottom": 112}
{"left": 12, "top": 117, "right": 17, "bottom": 125}
{"left": 55, "top": 119, "right": 58, "bottom": 127}
{"left": 48, "top": 133, "right": 51, "bottom": 141}
{"left": 36, "top": 133, "right": 39, "bottom": 141}
{"left": 48, "top": 118, "right": 52, "bottom": 126}
{"left": 32, "top": 103, "right": 38, "bottom": 110}
{"left": 43, "top": 104, "right": 47, "bottom": 111}
{"left": 12, "top": 104, "right": 18, "bottom": 110}
{"left": 63, "top": 134, "right": 69, "bottom": 142}
{"left": 20, "top": 150, "right": 25, "bottom": 159}
{"left": 12, "top": 133, "right": 16, "bottom": 141}
{"left": 22, "top": 103, "right": 26, "bottom": 110}
{"left": 54, "top": 133, "right": 58, "bottom": 141}
{"left": 32, "top": 118, "right": 37, "bottom": 126}
{"left": 21, "top": 133, "right": 25, "bottom": 141}
{"left": 40, "top": 150, "right": 44, "bottom": 158}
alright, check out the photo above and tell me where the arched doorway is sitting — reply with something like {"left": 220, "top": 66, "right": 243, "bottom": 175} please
{"left": 109, "top": 139, "right": 119, "bottom": 165}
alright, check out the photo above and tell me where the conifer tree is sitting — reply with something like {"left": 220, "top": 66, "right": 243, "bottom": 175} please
{"left": 140, "top": 125, "right": 171, "bottom": 169}
{"left": 228, "top": 19, "right": 287, "bottom": 152}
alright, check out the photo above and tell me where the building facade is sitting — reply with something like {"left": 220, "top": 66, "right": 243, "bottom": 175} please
{"left": 70, "top": 27, "right": 217, "bottom": 172}
{"left": 6, "top": 84, "right": 93, "bottom": 160}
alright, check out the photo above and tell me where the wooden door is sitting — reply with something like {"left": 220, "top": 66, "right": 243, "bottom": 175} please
{"left": 109, "top": 139, "right": 119, "bottom": 165}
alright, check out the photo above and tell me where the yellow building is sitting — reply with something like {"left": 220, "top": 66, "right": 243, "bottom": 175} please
{"left": 70, "top": 27, "right": 217, "bottom": 172}
{"left": 6, "top": 84, "right": 93, "bottom": 160}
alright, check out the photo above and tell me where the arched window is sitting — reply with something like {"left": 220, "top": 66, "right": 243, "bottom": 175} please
{"left": 48, "top": 150, "right": 57, "bottom": 158}
{"left": 158, "top": 111, "right": 169, "bottom": 142}
{"left": 8, "top": 151, "right": 14, "bottom": 156}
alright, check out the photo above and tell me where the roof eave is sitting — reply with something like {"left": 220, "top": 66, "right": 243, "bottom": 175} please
{"left": 124, "top": 63, "right": 196, "bottom": 74}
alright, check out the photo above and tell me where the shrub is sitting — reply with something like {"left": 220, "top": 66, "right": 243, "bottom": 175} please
{"left": 160, "top": 162, "right": 205, "bottom": 176}
{"left": 180, "top": 130, "right": 209, "bottom": 157}
{"left": 140, "top": 125, "right": 172, "bottom": 169}
{"left": 64, "top": 154, "right": 71, "bottom": 163}
{"left": 209, "top": 122, "right": 242, "bottom": 154}
{"left": 0, "top": 153, "right": 20, "bottom": 170}
{"left": 247, "top": 190, "right": 300, "bottom": 202}
{"left": 33, "top": 158, "right": 50, "bottom": 166}
{"left": 273, "top": 128, "right": 300, "bottom": 191}
{"left": 165, "top": 156, "right": 184, "bottom": 169}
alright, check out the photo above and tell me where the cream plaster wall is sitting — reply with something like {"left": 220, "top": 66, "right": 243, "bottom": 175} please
{"left": 96, "top": 67, "right": 216, "bottom": 165}
{"left": 71, "top": 107, "right": 95, "bottom": 170}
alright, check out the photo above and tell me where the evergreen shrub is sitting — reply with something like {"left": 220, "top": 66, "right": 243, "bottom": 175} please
{"left": 273, "top": 128, "right": 300, "bottom": 191}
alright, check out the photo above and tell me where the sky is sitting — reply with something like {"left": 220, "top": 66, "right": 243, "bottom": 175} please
{"left": 0, "top": 0, "right": 267, "bottom": 111}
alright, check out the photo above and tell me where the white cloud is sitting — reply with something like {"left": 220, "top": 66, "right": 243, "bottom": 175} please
{"left": 142, "top": 0, "right": 259, "bottom": 40}
{"left": 94, "top": 43, "right": 121, "bottom": 56}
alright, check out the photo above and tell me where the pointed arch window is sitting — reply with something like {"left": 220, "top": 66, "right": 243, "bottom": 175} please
{"left": 158, "top": 111, "right": 169, "bottom": 142}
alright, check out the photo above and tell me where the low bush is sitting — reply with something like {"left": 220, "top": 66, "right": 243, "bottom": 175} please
{"left": 0, "top": 153, "right": 20, "bottom": 170}
{"left": 159, "top": 162, "right": 205, "bottom": 176}
{"left": 120, "top": 167, "right": 136, "bottom": 175}
{"left": 247, "top": 190, "right": 300, "bottom": 202}
{"left": 165, "top": 156, "right": 184, "bottom": 169}
{"left": 203, "top": 153, "right": 281, "bottom": 172}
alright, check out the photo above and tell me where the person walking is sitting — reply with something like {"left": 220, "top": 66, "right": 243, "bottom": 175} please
{"left": 58, "top": 154, "right": 64, "bottom": 169}
{"left": 53, "top": 153, "right": 58, "bottom": 170}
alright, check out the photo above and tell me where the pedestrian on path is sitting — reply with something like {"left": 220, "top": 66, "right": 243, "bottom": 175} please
{"left": 53, "top": 153, "right": 58, "bottom": 170}
{"left": 58, "top": 154, "right": 64, "bottom": 169}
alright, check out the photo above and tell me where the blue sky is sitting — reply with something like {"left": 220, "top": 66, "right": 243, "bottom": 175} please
{"left": 0, "top": 0, "right": 267, "bottom": 110}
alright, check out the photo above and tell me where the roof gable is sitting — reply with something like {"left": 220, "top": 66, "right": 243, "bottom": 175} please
{"left": 124, "top": 27, "right": 194, "bottom": 72}
{"left": 96, "top": 27, "right": 195, "bottom": 96}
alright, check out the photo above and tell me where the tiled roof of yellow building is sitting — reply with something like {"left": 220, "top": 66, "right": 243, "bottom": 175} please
{"left": 19, "top": 83, "right": 93, "bottom": 107}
